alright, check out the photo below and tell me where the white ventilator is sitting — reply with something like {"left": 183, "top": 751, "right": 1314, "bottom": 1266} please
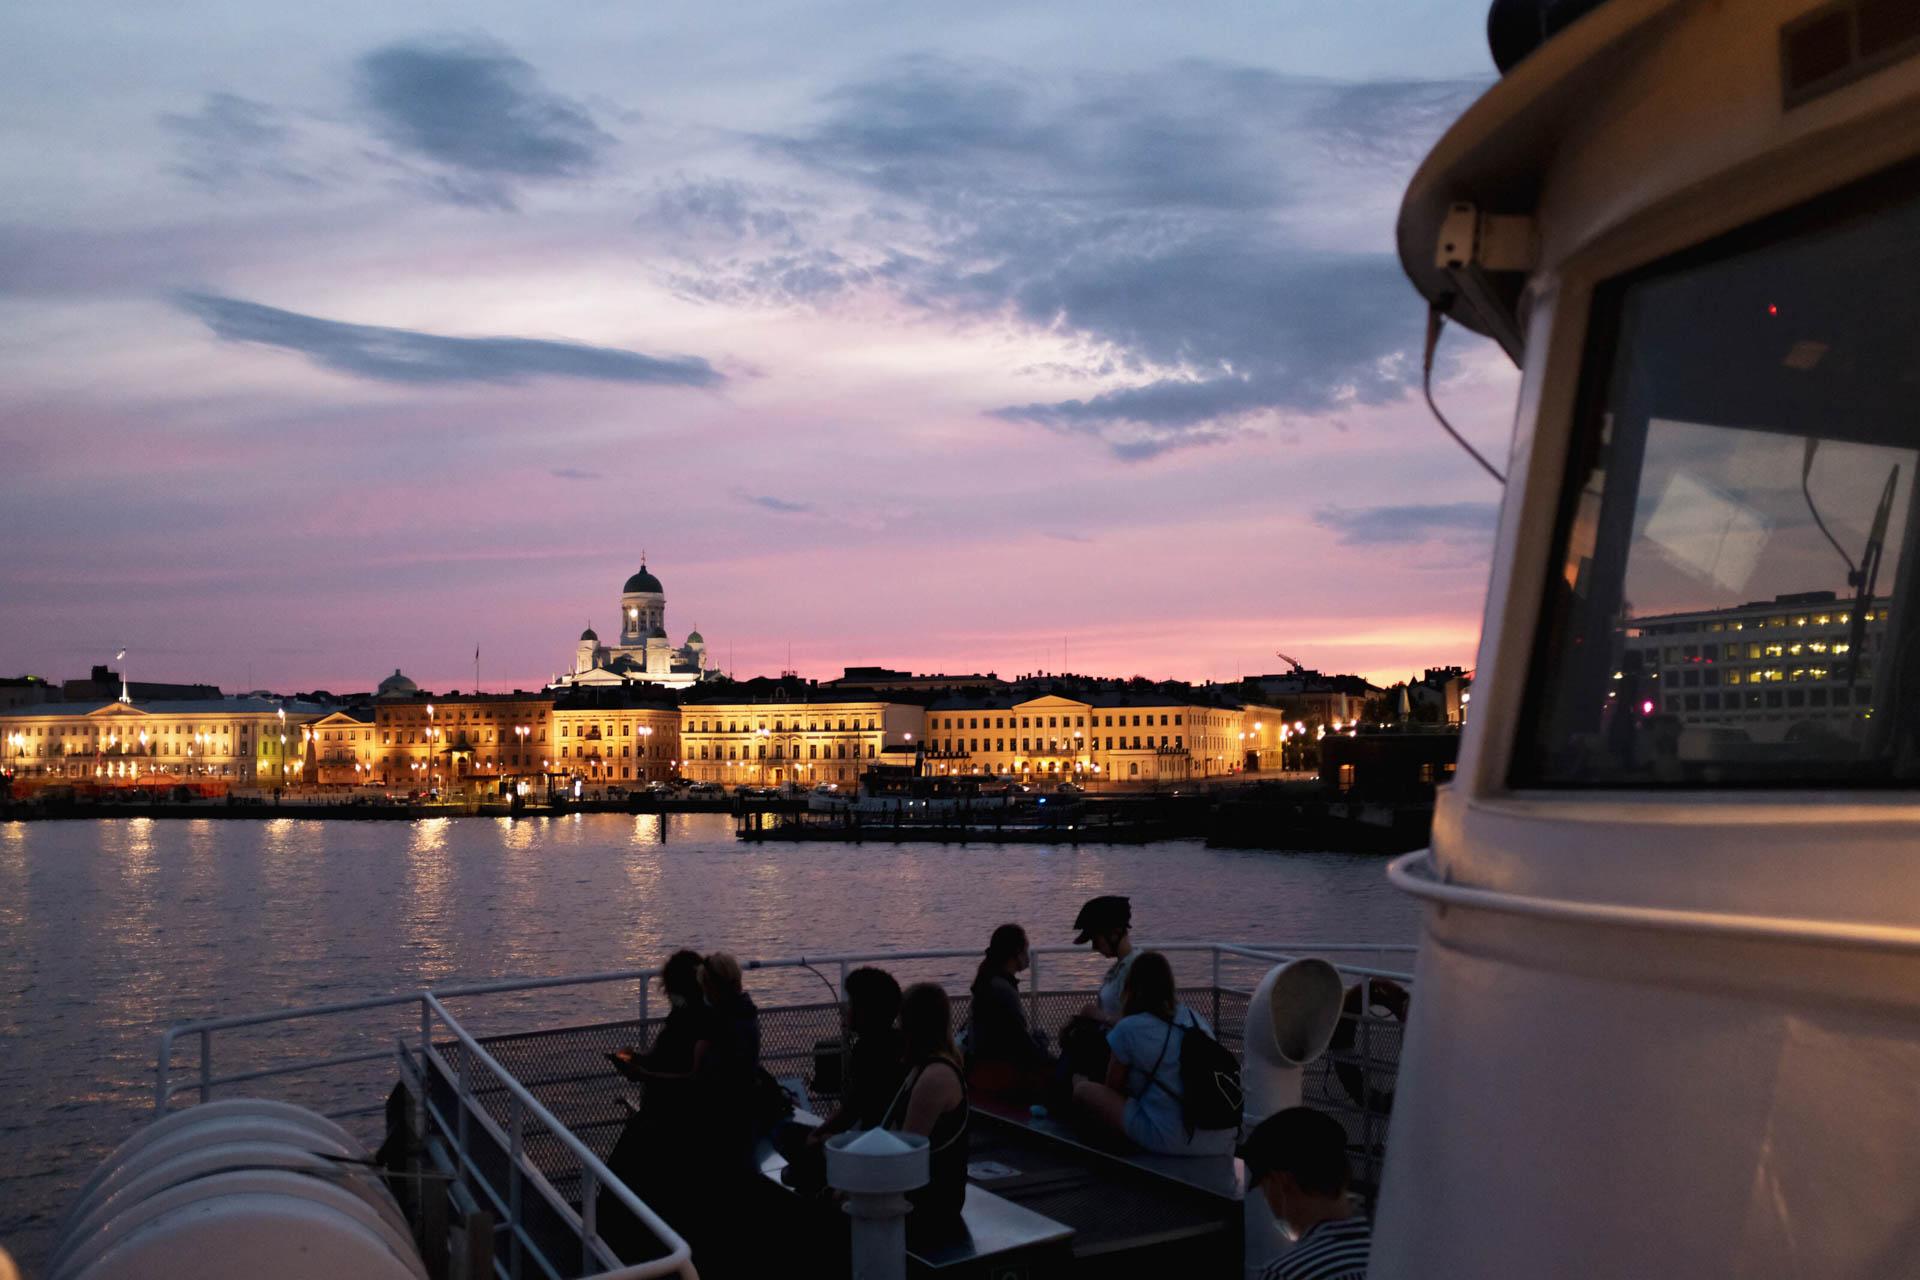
{"left": 1240, "top": 958, "right": 1344, "bottom": 1278}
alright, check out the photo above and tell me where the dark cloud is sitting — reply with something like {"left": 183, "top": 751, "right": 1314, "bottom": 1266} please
{"left": 1312, "top": 502, "right": 1498, "bottom": 546}
{"left": 741, "top": 493, "right": 813, "bottom": 514}
{"left": 671, "top": 247, "right": 898, "bottom": 307}
{"left": 161, "top": 93, "right": 316, "bottom": 190}
{"left": 782, "top": 57, "right": 1292, "bottom": 212}
{"left": 355, "top": 38, "right": 612, "bottom": 183}
{"left": 648, "top": 178, "right": 801, "bottom": 244}
{"left": 549, "top": 467, "right": 603, "bottom": 480}
{"left": 741, "top": 59, "right": 1481, "bottom": 457}
{"left": 176, "top": 293, "right": 723, "bottom": 388}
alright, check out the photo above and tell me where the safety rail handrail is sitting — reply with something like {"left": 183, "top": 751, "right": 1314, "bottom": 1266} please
{"left": 154, "top": 939, "right": 1416, "bottom": 1112}
{"left": 419, "top": 993, "right": 697, "bottom": 1280}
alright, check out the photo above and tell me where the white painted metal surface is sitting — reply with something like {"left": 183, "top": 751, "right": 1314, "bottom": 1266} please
{"left": 1240, "top": 959, "right": 1344, "bottom": 1278}
{"left": 47, "top": 1100, "right": 423, "bottom": 1280}
{"left": 827, "top": 1129, "right": 929, "bottom": 1280}
{"left": 1380, "top": 1, "right": 1920, "bottom": 1276}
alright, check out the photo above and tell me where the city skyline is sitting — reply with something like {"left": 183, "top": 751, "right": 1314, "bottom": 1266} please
{"left": 0, "top": 3, "right": 1516, "bottom": 692}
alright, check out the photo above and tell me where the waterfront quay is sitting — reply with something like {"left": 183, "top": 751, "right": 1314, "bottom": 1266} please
{"left": 2, "top": 558, "right": 1470, "bottom": 835}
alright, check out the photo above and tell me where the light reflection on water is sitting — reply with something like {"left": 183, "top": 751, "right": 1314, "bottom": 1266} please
{"left": 0, "top": 813, "right": 1417, "bottom": 1271}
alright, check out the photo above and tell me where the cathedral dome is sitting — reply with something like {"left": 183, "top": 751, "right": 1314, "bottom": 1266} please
{"left": 686, "top": 630, "right": 704, "bottom": 644}
{"left": 377, "top": 668, "right": 419, "bottom": 697}
{"left": 622, "top": 564, "right": 664, "bottom": 594}
{"left": 580, "top": 626, "right": 599, "bottom": 642}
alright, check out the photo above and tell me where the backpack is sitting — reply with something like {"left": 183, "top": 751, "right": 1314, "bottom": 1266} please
{"left": 1149, "top": 1013, "right": 1243, "bottom": 1133}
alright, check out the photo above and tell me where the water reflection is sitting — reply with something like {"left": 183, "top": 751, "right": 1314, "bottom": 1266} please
{"left": 2, "top": 814, "right": 1415, "bottom": 1270}
{"left": 500, "top": 816, "right": 535, "bottom": 852}
{"left": 405, "top": 819, "right": 455, "bottom": 984}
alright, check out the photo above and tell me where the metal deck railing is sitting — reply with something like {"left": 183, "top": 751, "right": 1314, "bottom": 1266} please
{"left": 152, "top": 942, "right": 1416, "bottom": 1280}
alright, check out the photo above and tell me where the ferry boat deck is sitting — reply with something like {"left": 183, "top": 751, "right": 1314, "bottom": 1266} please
{"left": 138, "top": 942, "right": 1411, "bottom": 1279}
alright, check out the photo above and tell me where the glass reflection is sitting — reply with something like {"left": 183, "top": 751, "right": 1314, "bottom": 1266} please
{"left": 1520, "top": 170, "right": 1920, "bottom": 787}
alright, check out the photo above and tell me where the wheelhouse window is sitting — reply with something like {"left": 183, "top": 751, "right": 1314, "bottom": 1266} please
{"left": 1516, "top": 168, "right": 1920, "bottom": 787}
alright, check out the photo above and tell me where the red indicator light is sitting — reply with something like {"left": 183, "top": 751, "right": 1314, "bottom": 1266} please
{"left": 1640, "top": 700, "right": 1655, "bottom": 715}
{"left": 1767, "top": 304, "right": 1779, "bottom": 316}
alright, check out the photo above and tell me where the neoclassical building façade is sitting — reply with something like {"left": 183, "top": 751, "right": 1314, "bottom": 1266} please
{"left": 550, "top": 560, "right": 712, "bottom": 692}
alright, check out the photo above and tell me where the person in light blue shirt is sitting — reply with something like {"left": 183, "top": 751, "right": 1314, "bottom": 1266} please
{"left": 1070, "top": 950, "right": 1237, "bottom": 1156}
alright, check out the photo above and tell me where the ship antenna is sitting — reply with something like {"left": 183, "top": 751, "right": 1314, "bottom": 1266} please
{"left": 1423, "top": 300, "right": 1506, "bottom": 484}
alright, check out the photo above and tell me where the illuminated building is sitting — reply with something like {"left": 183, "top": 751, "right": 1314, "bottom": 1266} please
{"left": 924, "top": 689, "right": 1247, "bottom": 784}
{"left": 0, "top": 697, "right": 325, "bottom": 788}
{"left": 375, "top": 686, "right": 554, "bottom": 794}
{"left": 550, "top": 560, "right": 711, "bottom": 691}
{"left": 551, "top": 687, "right": 679, "bottom": 787}
{"left": 678, "top": 679, "right": 924, "bottom": 787}
{"left": 311, "top": 708, "right": 378, "bottom": 787}
{"left": 1618, "top": 590, "right": 1891, "bottom": 743}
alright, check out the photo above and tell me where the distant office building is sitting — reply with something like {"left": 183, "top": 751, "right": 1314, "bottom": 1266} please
{"left": 821, "top": 667, "right": 1008, "bottom": 693}
{"left": 0, "top": 676, "right": 55, "bottom": 711}
{"left": 0, "top": 696, "right": 325, "bottom": 788}
{"left": 679, "top": 678, "right": 924, "bottom": 787}
{"left": 925, "top": 687, "right": 1246, "bottom": 784}
{"left": 310, "top": 708, "right": 378, "bottom": 787}
{"left": 1614, "top": 591, "right": 1891, "bottom": 743}
{"left": 1239, "top": 670, "right": 1381, "bottom": 729}
{"left": 551, "top": 560, "right": 710, "bottom": 691}
{"left": 551, "top": 686, "right": 679, "bottom": 787}
{"left": 374, "top": 689, "right": 555, "bottom": 794}
{"left": 1407, "top": 667, "right": 1472, "bottom": 726}
{"left": 60, "top": 665, "right": 222, "bottom": 704}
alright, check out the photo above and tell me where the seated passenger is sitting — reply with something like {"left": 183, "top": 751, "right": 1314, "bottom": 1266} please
{"left": 1070, "top": 951, "right": 1237, "bottom": 1157}
{"left": 610, "top": 949, "right": 710, "bottom": 1092}
{"left": 883, "top": 983, "right": 969, "bottom": 1227}
{"left": 696, "top": 950, "right": 764, "bottom": 1169}
{"left": 819, "top": 966, "right": 908, "bottom": 1136}
{"left": 967, "top": 924, "right": 1053, "bottom": 1097}
{"left": 779, "top": 966, "right": 907, "bottom": 1195}
{"left": 1075, "top": 894, "right": 1138, "bottom": 1025}
{"left": 1241, "top": 1107, "right": 1371, "bottom": 1280}
{"left": 700, "top": 950, "right": 761, "bottom": 1077}
{"left": 601, "top": 949, "right": 711, "bottom": 1261}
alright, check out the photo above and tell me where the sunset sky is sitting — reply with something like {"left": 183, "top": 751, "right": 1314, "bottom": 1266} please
{"left": 0, "top": 2, "right": 1515, "bottom": 693}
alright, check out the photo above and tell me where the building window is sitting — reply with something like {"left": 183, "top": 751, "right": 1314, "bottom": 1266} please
{"left": 1338, "top": 763, "right": 1355, "bottom": 791}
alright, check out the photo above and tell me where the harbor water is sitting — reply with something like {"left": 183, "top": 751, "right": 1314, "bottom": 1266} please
{"left": 0, "top": 812, "right": 1419, "bottom": 1271}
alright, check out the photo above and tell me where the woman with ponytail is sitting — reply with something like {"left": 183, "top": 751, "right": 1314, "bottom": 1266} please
{"left": 966, "top": 923, "right": 1054, "bottom": 1098}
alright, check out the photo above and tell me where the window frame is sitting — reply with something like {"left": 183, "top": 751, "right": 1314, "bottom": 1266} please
{"left": 1509, "top": 156, "right": 1920, "bottom": 791}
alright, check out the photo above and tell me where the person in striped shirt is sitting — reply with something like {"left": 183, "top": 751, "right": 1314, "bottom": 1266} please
{"left": 1241, "top": 1107, "right": 1372, "bottom": 1280}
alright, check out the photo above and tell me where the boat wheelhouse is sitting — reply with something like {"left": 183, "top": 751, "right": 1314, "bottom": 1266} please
{"left": 1382, "top": 1, "right": 1920, "bottom": 1275}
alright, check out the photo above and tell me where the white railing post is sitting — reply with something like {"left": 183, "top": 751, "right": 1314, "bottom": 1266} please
{"left": 199, "top": 1029, "right": 212, "bottom": 1105}
{"left": 580, "top": 1166, "right": 598, "bottom": 1259}
{"left": 509, "top": 1094, "right": 525, "bottom": 1280}
{"left": 456, "top": 1043, "right": 472, "bottom": 1204}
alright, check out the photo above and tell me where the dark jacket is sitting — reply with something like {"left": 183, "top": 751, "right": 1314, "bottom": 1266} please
{"left": 968, "top": 972, "right": 1050, "bottom": 1068}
